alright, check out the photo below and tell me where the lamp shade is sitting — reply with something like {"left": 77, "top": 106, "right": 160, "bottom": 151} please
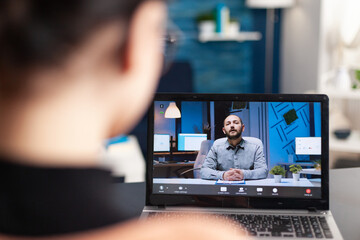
{"left": 246, "top": 0, "right": 295, "bottom": 8}
{"left": 164, "top": 102, "right": 181, "bottom": 118}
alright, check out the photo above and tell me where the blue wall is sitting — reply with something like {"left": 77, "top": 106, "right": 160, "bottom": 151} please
{"left": 168, "top": 0, "right": 269, "bottom": 93}
{"left": 181, "top": 102, "right": 205, "bottom": 133}
{"left": 268, "top": 102, "right": 321, "bottom": 170}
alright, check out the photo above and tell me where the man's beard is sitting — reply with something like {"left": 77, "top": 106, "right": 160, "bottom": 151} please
{"left": 226, "top": 130, "right": 242, "bottom": 140}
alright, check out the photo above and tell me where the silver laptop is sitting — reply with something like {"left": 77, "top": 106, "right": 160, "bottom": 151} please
{"left": 141, "top": 93, "right": 343, "bottom": 239}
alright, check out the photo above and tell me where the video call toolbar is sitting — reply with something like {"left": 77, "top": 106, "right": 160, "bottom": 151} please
{"left": 153, "top": 183, "right": 321, "bottom": 198}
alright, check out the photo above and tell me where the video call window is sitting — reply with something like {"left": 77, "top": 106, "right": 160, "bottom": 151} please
{"left": 152, "top": 100, "right": 322, "bottom": 199}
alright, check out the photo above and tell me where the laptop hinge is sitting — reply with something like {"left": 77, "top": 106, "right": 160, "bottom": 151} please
{"left": 307, "top": 207, "right": 317, "bottom": 212}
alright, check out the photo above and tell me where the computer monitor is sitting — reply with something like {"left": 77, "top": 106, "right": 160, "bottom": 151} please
{"left": 178, "top": 133, "right": 207, "bottom": 151}
{"left": 150, "top": 94, "right": 328, "bottom": 200}
{"left": 295, "top": 137, "right": 321, "bottom": 155}
{"left": 153, "top": 134, "right": 170, "bottom": 152}
{"left": 147, "top": 93, "right": 329, "bottom": 212}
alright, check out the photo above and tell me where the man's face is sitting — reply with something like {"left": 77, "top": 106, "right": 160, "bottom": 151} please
{"left": 222, "top": 115, "right": 244, "bottom": 140}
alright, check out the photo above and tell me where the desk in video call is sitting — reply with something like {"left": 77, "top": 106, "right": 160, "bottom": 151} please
{"left": 153, "top": 161, "right": 195, "bottom": 178}
{"left": 153, "top": 178, "right": 317, "bottom": 187}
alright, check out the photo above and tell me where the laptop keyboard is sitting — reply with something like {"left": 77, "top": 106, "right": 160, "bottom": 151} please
{"left": 149, "top": 213, "right": 333, "bottom": 238}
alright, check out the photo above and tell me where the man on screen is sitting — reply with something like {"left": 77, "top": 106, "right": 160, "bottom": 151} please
{"left": 201, "top": 115, "right": 268, "bottom": 181}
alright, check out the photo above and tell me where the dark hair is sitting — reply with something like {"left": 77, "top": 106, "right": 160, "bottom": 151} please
{"left": 224, "top": 115, "right": 243, "bottom": 126}
{"left": 0, "top": 0, "right": 145, "bottom": 97}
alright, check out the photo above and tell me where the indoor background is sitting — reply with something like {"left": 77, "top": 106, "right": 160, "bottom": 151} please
{"left": 106, "top": 0, "right": 360, "bottom": 181}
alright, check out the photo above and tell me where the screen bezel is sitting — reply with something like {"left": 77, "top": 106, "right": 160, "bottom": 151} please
{"left": 146, "top": 93, "right": 329, "bottom": 210}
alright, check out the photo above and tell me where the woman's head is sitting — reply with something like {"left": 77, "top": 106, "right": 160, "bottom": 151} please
{"left": 0, "top": 0, "right": 166, "bottom": 138}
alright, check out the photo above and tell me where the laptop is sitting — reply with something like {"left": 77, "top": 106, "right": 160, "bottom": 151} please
{"left": 141, "top": 93, "right": 343, "bottom": 239}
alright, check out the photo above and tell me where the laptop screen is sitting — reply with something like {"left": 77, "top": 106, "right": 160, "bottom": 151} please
{"left": 149, "top": 94, "right": 327, "bottom": 201}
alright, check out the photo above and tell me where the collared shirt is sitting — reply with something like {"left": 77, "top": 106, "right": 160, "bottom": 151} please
{"left": 200, "top": 137, "right": 268, "bottom": 180}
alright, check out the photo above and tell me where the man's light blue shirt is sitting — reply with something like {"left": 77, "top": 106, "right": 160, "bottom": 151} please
{"left": 200, "top": 137, "right": 268, "bottom": 180}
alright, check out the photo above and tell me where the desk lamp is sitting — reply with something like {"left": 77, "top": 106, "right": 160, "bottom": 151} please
{"left": 164, "top": 102, "right": 181, "bottom": 118}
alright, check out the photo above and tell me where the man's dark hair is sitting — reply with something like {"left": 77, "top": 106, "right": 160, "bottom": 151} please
{"left": 0, "top": 0, "right": 145, "bottom": 97}
{"left": 223, "top": 115, "right": 243, "bottom": 126}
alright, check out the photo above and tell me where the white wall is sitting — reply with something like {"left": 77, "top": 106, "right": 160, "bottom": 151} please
{"left": 318, "top": 0, "right": 341, "bottom": 81}
{"left": 319, "top": 0, "right": 360, "bottom": 88}
{"left": 280, "top": 0, "right": 360, "bottom": 93}
{"left": 280, "top": 0, "right": 322, "bottom": 93}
